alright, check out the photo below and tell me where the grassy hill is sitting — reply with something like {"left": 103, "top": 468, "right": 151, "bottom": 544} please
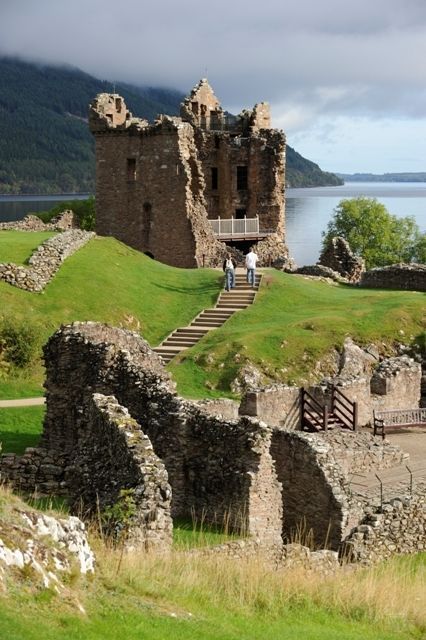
{"left": 0, "top": 56, "right": 342, "bottom": 193}
{"left": 0, "top": 233, "right": 221, "bottom": 398}
{"left": 0, "top": 232, "right": 424, "bottom": 402}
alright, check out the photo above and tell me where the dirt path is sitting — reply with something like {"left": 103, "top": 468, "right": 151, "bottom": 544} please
{"left": 0, "top": 397, "right": 45, "bottom": 408}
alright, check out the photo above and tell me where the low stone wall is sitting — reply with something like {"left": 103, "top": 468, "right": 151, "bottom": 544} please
{"left": 320, "top": 431, "right": 407, "bottom": 477}
{"left": 239, "top": 385, "right": 301, "bottom": 429}
{"left": 194, "top": 398, "right": 240, "bottom": 421}
{"left": 240, "top": 355, "right": 422, "bottom": 429}
{"left": 360, "top": 263, "right": 426, "bottom": 292}
{"left": 342, "top": 493, "right": 425, "bottom": 563}
{"left": 370, "top": 356, "right": 422, "bottom": 411}
{"left": 0, "top": 230, "right": 95, "bottom": 292}
{"left": 289, "top": 264, "right": 347, "bottom": 283}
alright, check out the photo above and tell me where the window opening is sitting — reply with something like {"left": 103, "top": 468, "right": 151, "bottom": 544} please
{"left": 211, "top": 167, "right": 218, "bottom": 190}
{"left": 237, "top": 165, "right": 248, "bottom": 190}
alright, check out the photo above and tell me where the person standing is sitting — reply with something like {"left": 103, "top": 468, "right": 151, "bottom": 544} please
{"left": 245, "top": 246, "right": 258, "bottom": 288}
{"left": 223, "top": 252, "right": 237, "bottom": 291}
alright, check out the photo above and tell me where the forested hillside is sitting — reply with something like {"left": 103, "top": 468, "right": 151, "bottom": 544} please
{"left": 0, "top": 57, "right": 342, "bottom": 193}
{"left": 0, "top": 58, "right": 183, "bottom": 194}
{"left": 286, "top": 145, "right": 343, "bottom": 187}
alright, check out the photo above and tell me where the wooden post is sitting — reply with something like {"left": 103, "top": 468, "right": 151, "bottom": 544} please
{"left": 218, "top": 216, "right": 221, "bottom": 236}
{"left": 301, "top": 387, "right": 305, "bottom": 430}
{"left": 353, "top": 402, "right": 358, "bottom": 432}
{"left": 323, "top": 404, "right": 329, "bottom": 431}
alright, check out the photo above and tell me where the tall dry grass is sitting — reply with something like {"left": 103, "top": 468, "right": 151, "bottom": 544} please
{"left": 93, "top": 541, "right": 426, "bottom": 630}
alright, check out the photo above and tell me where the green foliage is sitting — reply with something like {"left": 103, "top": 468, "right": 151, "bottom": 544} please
{"left": 0, "top": 318, "right": 39, "bottom": 369}
{"left": 322, "top": 197, "right": 424, "bottom": 268}
{"left": 102, "top": 489, "right": 137, "bottom": 543}
{"left": 36, "top": 196, "right": 95, "bottom": 230}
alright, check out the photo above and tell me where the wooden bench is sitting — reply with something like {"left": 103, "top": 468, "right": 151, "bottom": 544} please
{"left": 373, "top": 408, "right": 426, "bottom": 439}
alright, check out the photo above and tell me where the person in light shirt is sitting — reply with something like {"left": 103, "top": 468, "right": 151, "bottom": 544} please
{"left": 245, "top": 246, "right": 258, "bottom": 288}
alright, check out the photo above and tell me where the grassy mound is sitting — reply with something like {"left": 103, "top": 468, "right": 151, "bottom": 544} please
{"left": 0, "top": 233, "right": 221, "bottom": 398}
{"left": 169, "top": 271, "right": 425, "bottom": 398}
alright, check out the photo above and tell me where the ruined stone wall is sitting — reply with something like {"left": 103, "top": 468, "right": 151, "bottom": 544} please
{"left": 239, "top": 385, "right": 301, "bottom": 429}
{"left": 370, "top": 356, "right": 422, "bottom": 412}
{"left": 270, "top": 430, "right": 350, "bottom": 550}
{"left": 68, "top": 394, "right": 173, "bottom": 549}
{"left": 342, "top": 493, "right": 425, "bottom": 563}
{"left": 360, "top": 263, "right": 426, "bottom": 292}
{"left": 318, "top": 237, "right": 364, "bottom": 282}
{"left": 16, "top": 323, "right": 283, "bottom": 543}
{"left": 0, "top": 210, "right": 79, "bottom": 232}
{"left": 240, "top": 354, "right": 422, "bottom": 429}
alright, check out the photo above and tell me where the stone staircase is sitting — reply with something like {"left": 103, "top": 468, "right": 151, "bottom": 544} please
{"left": 154, "top": 272, "right": 261, "bottom": 364}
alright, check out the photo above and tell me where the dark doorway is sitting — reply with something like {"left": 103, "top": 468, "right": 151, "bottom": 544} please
{"left": 235, "top": 208, "right": 246, "bottom": 219}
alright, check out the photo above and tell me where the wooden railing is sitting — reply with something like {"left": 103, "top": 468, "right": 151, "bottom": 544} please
{"left": 301, "top": 386, "right": 358, "bottom": 432}
{"left": 374, "top": 408, "right": 426, "bottom": 439}
{"left": 210, "top": 216, "right": 262, "bottom": 239}
{"left": 301, "top": 387, "right": 329, "bottom": 431}
{"left": 331, "top": 386, "right": 358, "bottom": 431}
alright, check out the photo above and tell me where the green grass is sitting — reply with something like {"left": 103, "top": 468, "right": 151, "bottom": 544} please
{"left": 0, "top": 547, "right": 423, "bottom": 640}
{"left": 0, "top": 230, "right": 55, "bottom": 264}
{"left": 0, "top": 233, "right": 221, "bottom": 398}
{"left": 169, "top": 270, "right": 426, "bottom": 398}
{"left": 0, "top": 405, "right": 44, "bottom": 453}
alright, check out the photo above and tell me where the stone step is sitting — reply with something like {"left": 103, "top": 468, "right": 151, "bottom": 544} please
{"left": 173, "top": 328, "right": 209, "bottom": 335}
{"left": 191, "top": 321, "right": 224, "bottom": 328}
{"left": 163, "top": 336, "right": 200, "bottom": 344}
{"left": 217, "top": 303, "right": 249, "bottom": 309}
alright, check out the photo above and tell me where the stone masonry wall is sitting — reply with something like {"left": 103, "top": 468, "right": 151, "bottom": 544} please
{"left": 240, "top": 355, "right": 422, "bottom": 429}
{"left": 0, "top": 210, "right": 79, "bottom": 232}
{"left": 360, "top": 263, "right": 426, "bottom": 292}
{"left": 318, "top": 236, "right": 364, "bottom": 282}
{"left": 67, "top": 393, "right": 173, "bottom": 549}
{"left": 342, "top": 493, "right": 425, "bottom": 563}
{"left": 270, "top": 430, "right": 350, "bottom": 550}
{"left": 239, "top": 385, "right": 301, "bottom": 429}
{"left": 0, "top": 230, "right": 94, "bottom": 292}
{"left": 7, "top": 322, "right": 284, "bottom": 545}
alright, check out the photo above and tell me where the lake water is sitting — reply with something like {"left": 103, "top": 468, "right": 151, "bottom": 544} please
{"left": 286, "top": 182, "right": 426, "bottom": 265}
{"left": 1, "top": 184, "right": 425, "bottom": 266}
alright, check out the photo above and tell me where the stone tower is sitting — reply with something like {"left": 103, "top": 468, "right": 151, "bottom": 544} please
{"left": 89, "top": 80, "right": 287, "bottom": 268}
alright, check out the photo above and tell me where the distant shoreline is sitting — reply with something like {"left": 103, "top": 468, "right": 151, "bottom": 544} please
{"left": 0, "top": 193, "right": 92, "bottom": 199}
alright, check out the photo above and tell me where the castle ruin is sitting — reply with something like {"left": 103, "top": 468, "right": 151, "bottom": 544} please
{"left": 89, "top": 79, "right": 287, "bottom": 268}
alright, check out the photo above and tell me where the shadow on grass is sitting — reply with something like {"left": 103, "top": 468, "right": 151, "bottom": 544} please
{"left": 0, "top": 431, "right": 41, "bottom": 455}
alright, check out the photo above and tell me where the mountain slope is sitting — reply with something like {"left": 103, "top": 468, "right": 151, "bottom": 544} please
{"left": 0, "top": 57, "right": 341, "bottom": 193}
{"left": 0, "top": 57, "right": 184, "bottom": 194}
{"left": 286, "top": 145, "right": 343, "bottom": 187}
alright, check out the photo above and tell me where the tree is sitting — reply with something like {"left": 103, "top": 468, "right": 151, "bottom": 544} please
{"left": 322, "top": 197, "right": 424, "bottom": 269}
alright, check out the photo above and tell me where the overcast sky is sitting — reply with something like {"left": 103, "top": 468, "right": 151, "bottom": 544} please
{"left": 1, "top": 0, "right": 426, "bottom": 173}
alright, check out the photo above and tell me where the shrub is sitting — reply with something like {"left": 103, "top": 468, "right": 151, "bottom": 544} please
{"left": 0, "top": 319, "right": 39, "bottom": 369}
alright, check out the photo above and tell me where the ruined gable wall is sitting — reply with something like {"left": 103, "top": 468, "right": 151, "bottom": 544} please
{"left": 68, "top": 393, "right": 173, "bottom": 549}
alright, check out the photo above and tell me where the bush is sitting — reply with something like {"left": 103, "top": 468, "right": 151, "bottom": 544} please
{"left": 0, "top": 319, "right": 39, "bottom": 369}
{"left": 36, "top": 196, "right": 95, "bottom": 230}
